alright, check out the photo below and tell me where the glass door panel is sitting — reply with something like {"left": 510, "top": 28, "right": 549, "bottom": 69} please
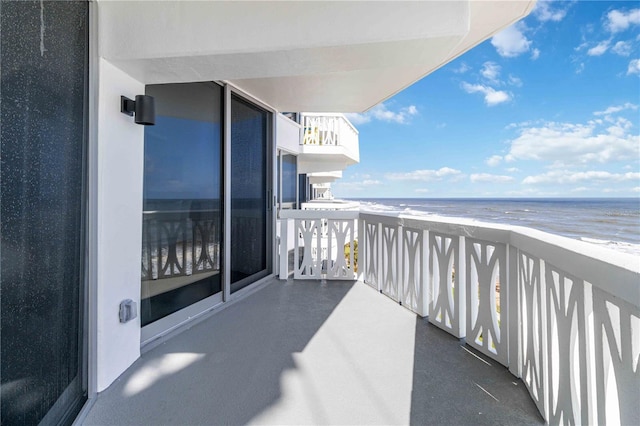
{"left": 230, "top": 95, "right": 271, "bottom": 292}
{"left": 142, "top": 82, "right": 223, "bottom": 326}
{"left": 1, "top": 1, "right": 88, "bottom": 424}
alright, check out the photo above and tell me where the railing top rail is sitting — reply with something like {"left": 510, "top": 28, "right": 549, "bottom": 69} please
{"left": 357, "top": 210, "right": 640, "bottom": 304}
{"left": 279, "top": 209, "right": 360, "bottom": 220}
{"left": 301, "top": 201, "right": 360, "bottom": 211}
{"left": 509, "top": 225, "right": 640, "bottom": 304}
{"left": 143, "top": 209, "right": 220, "bottom": 215}
{"left": 301, "top": 113, "right": 359, "bottom": 135}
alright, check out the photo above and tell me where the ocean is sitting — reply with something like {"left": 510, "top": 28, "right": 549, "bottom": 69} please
{"left": 346, "top": 198, "right": 640, "bottom": 256}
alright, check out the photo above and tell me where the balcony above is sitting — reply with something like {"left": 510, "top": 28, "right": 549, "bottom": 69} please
{"left": 97, "top": 0, "right": 536, "bottom": 112}
{"left": 308, "top": 171, "right": 343, "bottom": 185}
{"left": 298, "top": 114, "right": 360, "bottom": 175}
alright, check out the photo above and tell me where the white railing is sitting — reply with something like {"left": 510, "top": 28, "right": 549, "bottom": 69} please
{"left": 301, "top": 200, "right": 360, "bottom": 211}
{"left": 301, "top": 113, "right": 359, "bottom": 158}
{"left": 279, "top": 209, "right": 358, "bottom": 280}
{"left": 278, "top": 210, "right": 640, "bottom": 425}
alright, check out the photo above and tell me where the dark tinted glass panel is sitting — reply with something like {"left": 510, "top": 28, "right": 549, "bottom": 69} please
{"left": 230, "top": 95, "right": 270, "bottom": 292}
{"left": 282, "top": 154, "right": 297, "bottom": 204}
{"left": 0, "top": 1, "right": 88, "bottom": 424}
{"left": 299, "top": 174, "right": 308, "bottom": 204}
{"left": 142, "top": 83, "right": 223, "bottom": 326}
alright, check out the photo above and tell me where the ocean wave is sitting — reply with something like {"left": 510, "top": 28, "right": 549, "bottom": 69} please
{"left": 580, "top": 237, "right": 640, "bottom": 256}
{"left": 353, "top": 198, "right": 640, "bottom": 256}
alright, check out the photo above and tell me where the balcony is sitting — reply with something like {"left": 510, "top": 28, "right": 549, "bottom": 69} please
{"left": 83, "top": 276, "right": 543, "bottom": 425}
{"left": 298, "top": 114, "right": 360, "bottom": 175}
{"left": 276, "top": 209, "right": 640, "bottom": 424}
{"left": 83, "top": 208, "right": 638, "bottom": 425}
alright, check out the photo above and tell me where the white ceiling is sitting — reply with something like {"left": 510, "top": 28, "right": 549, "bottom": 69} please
{"left": 99, "top": 1, "right": 536, "bottom": 112}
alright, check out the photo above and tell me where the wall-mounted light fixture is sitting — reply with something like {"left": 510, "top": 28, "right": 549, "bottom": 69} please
{"left": 120, "top": 95, "right": 155, "bottom": 125}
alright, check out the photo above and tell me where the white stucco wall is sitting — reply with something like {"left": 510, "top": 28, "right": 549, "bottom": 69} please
{"left": 276, "top": 114, "right": 301, "bottom": 154}
{"left": 96, "top": 58, "right": 145, "bottom": 391}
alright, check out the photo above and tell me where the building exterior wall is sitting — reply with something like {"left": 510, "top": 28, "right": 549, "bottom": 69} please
{"left": 95, "top": 58, "right": 145, "bottom": 391}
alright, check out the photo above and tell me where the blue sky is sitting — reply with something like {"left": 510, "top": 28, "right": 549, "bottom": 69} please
{"left": 334, "top": 0, "right": 640, "bottom": 199}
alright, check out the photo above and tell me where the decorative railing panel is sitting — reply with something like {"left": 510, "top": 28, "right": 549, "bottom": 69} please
{"left": 302, "top": 115, "right": 338, "bottom": 146}
{"left": 327, "top": 219, "right": 355, "bottom": 280}
{"left": 293, "top": 218, "right": 322, "bottom": 279}
{"left": 279, "top": 211, "right": 640, "bottom": 425}
{"left": 363, "top": 221, "right": 379, "bottom": 290}
{"left": 142, "top": 211, "right": 221, "bottom": 281}
{"left": 592, "top": 286, "right": 640, "bottom": 426}
{"left": 281, "top": 210, "right": 358, "bottom": 281}
{"left": 517, "top": 251, "right": 545, "bottom": 414}
{"left": 301, "top": 114, "right": 358, "bottom": 146}
{"left": 428, "top": 232, "right": 463, "bottom": 337}
{"left": 465, "top": 238, "right": 507, "bottom": 364}
{"left": 400, "top": 227, "right": 426, "bottom": 315}
{"left": 544, "top": 263, "right": 589, "bottom": 425}
{"left": 381, "top": 223, "right": 400, "bottom": 301}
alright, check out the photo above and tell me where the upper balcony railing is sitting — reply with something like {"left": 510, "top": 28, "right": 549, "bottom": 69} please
{"left": 300, "top": 113, "right": 359, "bottom": 161}
{"left": 278, "top": 209, "right": 640, "bottom": 425}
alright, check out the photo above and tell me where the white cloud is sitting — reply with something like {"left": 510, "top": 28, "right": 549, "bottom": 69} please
{"left": 505, "top": 115, "right": 640, "bottom": 166}
{"left": 480, "top": 62, "right": 501, "bottom": 84}
{"left": 453, "top": 62, "right": 471, "bottom": 74}
{"left": 587, "top": 40, "right": 610, "bottom": 56}
{"left": 576, "top": 62, "right": 585, "bottom": 74}
{"left": 415, "top": 188, "right": 430, "bottom": 194}
{"left": 508, "top": 75, "right": 523, "bottom": 87}
{"left": 344, "top": 102, "right": 418, "bottom": 125}
{"left": 523, "top": 170, "right": 640, "bottom": 185}
{"left": 334, "top": 179, "right": 382, "bottom": 191}
{"left": 461, "top": 82, "right": 511, "bottom": 106}
{"left": 470, "top": 173, "right": 514, "bottom": 184}
{"left": 491, "top": 24, "right": 532, "bottom": 58}
{"left": 486, "top": 155, "right": 503, "bottom": 167}
{"left": 531, "top": 48, "right": 541, "bottom": 60}
{"left": 612, "top": 40, "right": 633, "bottom": 56}
{"left": 386, "top": 167, "right": 463, "bottom": 182}
{"left": 594, "top": 102, "right": 638, "bottom": 116}
{"left": 533, "top": 0, "right": 569, "bottom": 22}
{"left": 606, "top": 9, "right": 640, "bottom": 33}
{"left": 506, "top": 167, "right": 520, "bottom": 173}
{"left": 627, "top": 59, "right": 640, "bottom": 75}
{"left": 633, "top": 187, "right": 640, "bottom": 193}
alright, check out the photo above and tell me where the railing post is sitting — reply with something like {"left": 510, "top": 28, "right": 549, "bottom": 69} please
{"left": 279, "top": 218, "right": 288, "bottom": 280}
{"left": 359, "top": 216, "right": 365, "bottom": 282}
{"left": 539, "top": 258, "right": 549, "bottom": 421}
{"left": 396, "top": 222, "right": 403, "bottom": 303}
{"left": 507, "top": 244, "right": 519, "bottom": 376}
{"left": 413, "top": 228, "right": 428, "bottom": 317}
{"left": 377, "top": 221, "right": 382, "bottom": 291}
{"left": 458, "top": 235, "right": 466, "bottom": 339}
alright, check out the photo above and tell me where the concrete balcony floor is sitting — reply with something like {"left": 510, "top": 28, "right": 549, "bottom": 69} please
{"left": 83, "top": 279, "right": 544, "bottom": 425}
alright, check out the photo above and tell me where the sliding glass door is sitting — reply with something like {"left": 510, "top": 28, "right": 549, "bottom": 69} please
{"left": 1, "top": 1, "right": 88, "bottom": 424}
{"left": 230, "top": 95, "right": 272, "bottom": 293}
{"left": 141, "top": 86, "right": 272, "bottom": 330}
{"left": 142, "top": 83, "right": 223, "bottom": 326}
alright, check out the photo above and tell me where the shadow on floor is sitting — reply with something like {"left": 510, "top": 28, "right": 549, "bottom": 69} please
{"left": 84, "top": 279, "right": 545, "bottom": 425}
{"left": 409, "top": 318, "right": 545, "bottom": 425}
{"left": 84, "top": 279, "right": 355, "bottom": 425}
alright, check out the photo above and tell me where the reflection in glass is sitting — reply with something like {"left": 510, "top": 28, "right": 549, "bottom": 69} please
{"left": 142, "top": 83, "right": 223, "bottom": 325}
{"left": 1, "top": 2, "right": 88, "bottom": 424}
{"left": 230, "top": 95, "right": 270, "bottom": 292}
{"left": 282, "top": 154, "right": 297, "bottom": 205}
